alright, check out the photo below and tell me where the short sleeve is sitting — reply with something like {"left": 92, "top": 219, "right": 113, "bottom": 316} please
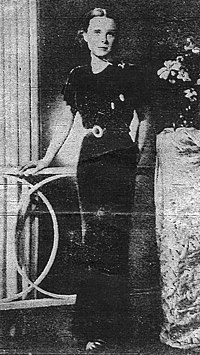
{"left": 124, "top": 64, "right": 150, "bottom": 110}
{"left": 61, "top": 67, "right": 78, "bottom": 114}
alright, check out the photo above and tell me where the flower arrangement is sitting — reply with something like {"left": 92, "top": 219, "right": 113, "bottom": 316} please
{"left": 157, "top": 37, "right": 200, "bottom": 127}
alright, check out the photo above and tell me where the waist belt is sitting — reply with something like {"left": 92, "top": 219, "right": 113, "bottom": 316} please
{"left": 86, "top": 125, "right": 129, "bottom": 138}
{"left": 87, "top": 125, "right": 105, "bottom": 138}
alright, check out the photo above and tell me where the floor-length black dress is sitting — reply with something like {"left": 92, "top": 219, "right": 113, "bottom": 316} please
{"left": 62, "top": 62, "right": 147, "bottom": 342}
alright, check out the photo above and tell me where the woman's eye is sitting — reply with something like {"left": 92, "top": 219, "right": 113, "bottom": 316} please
{"left": 94, "top": 30, "right": 101, "bottom": 35}
{"left": 107, "top": 32, "right": 115, "bottom": 37}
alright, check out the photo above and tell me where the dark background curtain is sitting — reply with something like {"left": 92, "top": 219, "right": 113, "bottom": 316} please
{"left": 37, "top": 0, "right": 200, "bottom": 324}
{"left": 38, "top": 0, "right": 200, "bottom": 154}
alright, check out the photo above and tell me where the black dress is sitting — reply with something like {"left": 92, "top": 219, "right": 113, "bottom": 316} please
{"left": 62, "top": 62, "right": 147, "bottom": 342}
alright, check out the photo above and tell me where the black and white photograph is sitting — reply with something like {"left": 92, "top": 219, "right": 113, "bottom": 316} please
{"left": 0, "top": 0, "right": 200, "bottom": 354}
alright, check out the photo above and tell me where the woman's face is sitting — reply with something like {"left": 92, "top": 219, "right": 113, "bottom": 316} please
{"left": 83, "top": 16, "right": 117, "bottom": 59}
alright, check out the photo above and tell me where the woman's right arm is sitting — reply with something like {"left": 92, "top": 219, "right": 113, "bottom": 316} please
{"left": 19, "top": 105, "right": 75, "bottom": 175}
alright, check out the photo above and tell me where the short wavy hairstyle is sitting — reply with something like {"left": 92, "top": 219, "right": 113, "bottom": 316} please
{"left": 76, "top": 7, "right": 119, "bottom": 48}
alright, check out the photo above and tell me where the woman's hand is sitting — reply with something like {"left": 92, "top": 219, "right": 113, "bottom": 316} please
{"left": 18, "top": 158, "right": 50, "bottom": 176}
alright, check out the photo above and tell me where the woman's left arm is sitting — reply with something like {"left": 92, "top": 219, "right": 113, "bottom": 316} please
{"left": 131, "top": 105, "right": 155, "bottom": 166}
{"left": 136, "top": 105, "right": 153, "bottom": 154}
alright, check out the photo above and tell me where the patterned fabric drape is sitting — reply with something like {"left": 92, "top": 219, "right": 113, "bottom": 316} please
{"left": 155, "top": 127, "right": 200, "bottom": 349}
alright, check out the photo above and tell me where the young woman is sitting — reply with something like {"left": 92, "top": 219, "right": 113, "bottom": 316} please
{"left": 20, "top": 8, "right": 151, "bottom": 351}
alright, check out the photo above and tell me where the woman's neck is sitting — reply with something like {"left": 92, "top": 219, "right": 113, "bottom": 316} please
{"left": 90, "top": 54, "right": 112, "bottom": 74}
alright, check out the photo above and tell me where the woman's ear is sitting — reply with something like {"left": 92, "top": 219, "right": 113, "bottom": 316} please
{"left": 83, "top": 31, "right": 88, "bottom": 43}
{"left": 76, "top": 30, "right": 88, "bottom": 47}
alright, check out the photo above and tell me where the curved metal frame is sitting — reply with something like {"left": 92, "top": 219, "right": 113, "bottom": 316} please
{"left": 0, "top": 174, "right": 77, "bottom": 304}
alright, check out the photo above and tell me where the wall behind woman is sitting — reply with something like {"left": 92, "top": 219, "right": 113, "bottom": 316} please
{"left": 38, "top": 0, "right": 153, "bottom": 165}
{"left": 37, "top": 0, "right": 200, "bottom": 299}
{"left": 38, "top": 0, "right": 200, "bottom": 159}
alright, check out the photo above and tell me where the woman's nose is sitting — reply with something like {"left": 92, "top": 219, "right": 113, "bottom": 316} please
{"left": 100, "top": 34, "right": 108, "bottom": 43}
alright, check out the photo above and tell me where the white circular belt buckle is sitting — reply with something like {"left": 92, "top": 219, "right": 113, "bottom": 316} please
{"left": 91, "top": 125, "right": 104, "bottom": 138}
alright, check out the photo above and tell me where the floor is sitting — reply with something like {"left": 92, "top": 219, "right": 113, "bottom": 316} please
{"left": 0, "top": 159, "right": 197, "bottom": 354}
{"left": 1, "top": 304, "right": 200, "bottom": 355}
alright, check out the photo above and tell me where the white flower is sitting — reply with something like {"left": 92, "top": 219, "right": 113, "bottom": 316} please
{"left": 192, "top": 47, "right": 200, "bottom": 54}
{"left": 184, "top": 88, "right": 198, "bottom": 101}
{"left": 184, "top": 37, "right": 195, "bottom": 51}
{"left": 118, "top": 61, "right": 125, "bottom": 69}
{"left": 177, "top": 70, "right": 191, "bottom": 82}
{"left": 184, "top": 37, "right": 200, "bottom": 53}
{"left": 119, "top": 94, "right": 125, "bottom": 101}
{"left": 176, "top": 56, "right": 184, "bottom": 62}
{"left": 157, "top": 60, "right": 181, "bottom": 80}
{"left": 157, "top": 37, "right": 200, "bottom": 108}
{"left": 169, "top": 79, "right": 176, "bottom": 84}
